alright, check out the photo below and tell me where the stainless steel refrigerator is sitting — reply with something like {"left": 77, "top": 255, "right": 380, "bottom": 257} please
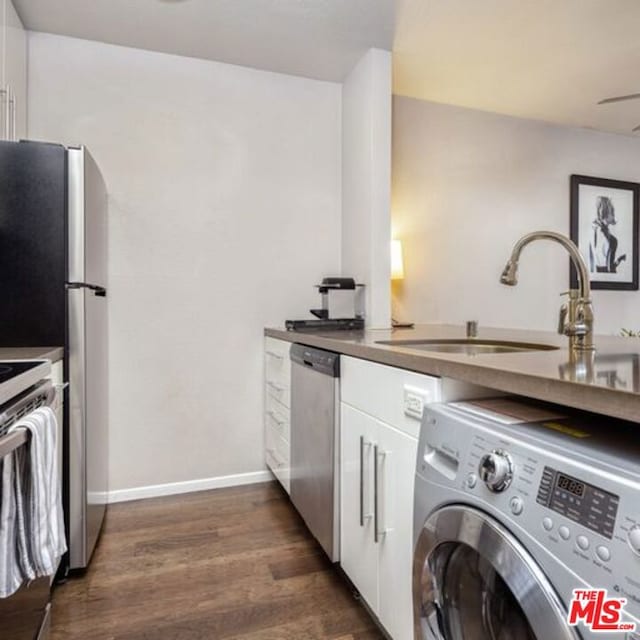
{"left": 0, "top": 140, "right": 108, "bottom": 572}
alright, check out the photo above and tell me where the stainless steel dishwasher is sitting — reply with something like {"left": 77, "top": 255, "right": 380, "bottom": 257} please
{"left": 289, "top": 344, "right": 340, "bottom": 562}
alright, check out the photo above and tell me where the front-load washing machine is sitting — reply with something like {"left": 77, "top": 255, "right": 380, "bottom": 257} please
{"left": 412, "top": 398, "right": 640, "bottom": 640}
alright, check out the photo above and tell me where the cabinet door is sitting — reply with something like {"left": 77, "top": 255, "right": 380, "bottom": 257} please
{"left": 340, "top": 403, "right": 378, "bottom": 611}
{"left": 4, "top": 0, "right": 26, "bottom": 140}
{"left": 376, "top": 423, "right": 418, "bottom": 640}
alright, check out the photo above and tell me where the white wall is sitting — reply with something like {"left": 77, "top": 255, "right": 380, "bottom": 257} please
{"left": 28, "top": 33, "right": 342, "bottom": 493}
{"left": 342, "top": 48, "right": 392, "bottom": 328}
{"left": 392, "top": 97, "right": 640, "bottom": 335}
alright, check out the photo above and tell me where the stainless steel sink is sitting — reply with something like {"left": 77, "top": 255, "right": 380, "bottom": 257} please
{"left": 375, "top": 338, "right": 559, "bottom": 355}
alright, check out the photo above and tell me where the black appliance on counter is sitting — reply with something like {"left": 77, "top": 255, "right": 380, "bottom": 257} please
{"left": 286, "top": 277, "right": 365, "bottom": 331}
{"left": 0, "top": 140, "right": 108, "bottom": 577}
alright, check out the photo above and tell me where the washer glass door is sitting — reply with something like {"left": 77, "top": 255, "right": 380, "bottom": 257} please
{"left": 413, "top": 506, "right": 580, "bottom": 640}
{"left": 434, "top": 541, "right": 535, "bottom": 639}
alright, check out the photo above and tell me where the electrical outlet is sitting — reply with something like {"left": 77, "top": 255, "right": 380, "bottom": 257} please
{"left": 404, "top": 385, "right": 431, "bottom": 420}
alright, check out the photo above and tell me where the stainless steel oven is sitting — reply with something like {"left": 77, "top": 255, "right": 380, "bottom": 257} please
{"left": 0, "top": 363, "right": 58, "bottom": 640}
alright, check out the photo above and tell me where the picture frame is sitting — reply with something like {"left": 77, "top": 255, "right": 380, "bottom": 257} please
{"left": 570, "top": 174, "right": 640, "bottom": 291}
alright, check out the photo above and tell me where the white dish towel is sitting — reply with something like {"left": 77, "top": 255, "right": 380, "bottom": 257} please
{"left": 0, "top": 406, "right": 67, "bottom": 597}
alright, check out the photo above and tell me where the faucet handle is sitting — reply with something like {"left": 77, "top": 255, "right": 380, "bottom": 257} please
{"left": 558, "top": 303, "right": 568, "bottom": 335}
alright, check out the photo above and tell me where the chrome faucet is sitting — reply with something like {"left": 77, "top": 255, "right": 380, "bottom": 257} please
{"left": 500, "top": 231, "right": 595, "bottom": 352}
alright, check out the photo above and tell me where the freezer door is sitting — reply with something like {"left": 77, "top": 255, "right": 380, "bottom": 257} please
{"left": 0, "top": 140, "right": 66, "bottom": 346}
{"left": 68, "top": 146, "right": 108, "bottom": 287}
{"left": 68, "top": 285, "right": 108, "bottom": 570}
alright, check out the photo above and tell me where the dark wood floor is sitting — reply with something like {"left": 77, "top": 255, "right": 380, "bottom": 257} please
{"left": 51, "top": 482, "right": 384, "bottom": 639}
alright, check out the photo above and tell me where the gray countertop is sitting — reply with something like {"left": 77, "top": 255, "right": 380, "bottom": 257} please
{"left": 0, "top": 346, "right": 64, "bottom": 363}
{"left": 265, "top": 324, "right": 640, "bottom": 424}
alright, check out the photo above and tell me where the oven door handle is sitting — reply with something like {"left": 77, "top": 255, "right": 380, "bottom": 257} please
{"left": 0, "top": 381, "right": 56, "bottom": 458}
{"left": 0, "top": 430, "right": 28, "bottom": 458}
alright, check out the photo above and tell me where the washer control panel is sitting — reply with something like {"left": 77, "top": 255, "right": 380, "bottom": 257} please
{"left": 536, "top": 466, "right": 619, "bottom": 539}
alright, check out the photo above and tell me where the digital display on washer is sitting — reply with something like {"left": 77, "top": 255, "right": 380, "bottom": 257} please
{"left": 556, "top": 473, "right": 585, "bottom": 498}
{"left": 536, "top": 466, "right": 619, "bottom": 539}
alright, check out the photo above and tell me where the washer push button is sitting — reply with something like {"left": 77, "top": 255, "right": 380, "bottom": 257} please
{"left": 576, "top": 535, "right": 590, "bottom": 551}
{"left": 542, "top": 517, "right": 553, "bottom": 531}
{"left": 509, "top": 496, "right": 524, "bottom": 516}
{"left": 628, "top": 525, "right": 640, "bottom": 556}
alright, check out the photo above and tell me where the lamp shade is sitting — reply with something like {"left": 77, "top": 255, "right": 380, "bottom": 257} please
{"left": 391, "top": 240, "right": 405, "bottom": 280}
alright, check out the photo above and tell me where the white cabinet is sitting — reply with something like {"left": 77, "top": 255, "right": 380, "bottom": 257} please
{"left": 376, "top": 421, "right": 418, "bottom": 640}
{"left": 1, "top": 0, "right": 27, "bottom": 141}
{"left": 341, "top": 356, "right": 440, "bottom": 640}
{"left": 341, "top": 404, "right": 379, "bottom": 608}
{"left": 264, "top": 337, "right": 291, "bottom": 493}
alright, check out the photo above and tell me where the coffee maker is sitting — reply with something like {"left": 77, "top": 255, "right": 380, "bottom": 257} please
{"left": 286, "top": 277, "right": 365, "bottom": 331}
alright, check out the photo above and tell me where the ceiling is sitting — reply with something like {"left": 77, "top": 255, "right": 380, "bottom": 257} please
{"left": 14, "top": 0, "right": 640, "bottom": 135}
{"left": 13, "top": 0, "right": 395, "bottom": 82}
{"left": 393, "top": 0, "right": 640, "bottom": 136}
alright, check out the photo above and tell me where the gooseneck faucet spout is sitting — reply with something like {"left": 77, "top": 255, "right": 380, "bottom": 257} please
{"left": 500, "top": 231, "right": 595, "bottom": 352}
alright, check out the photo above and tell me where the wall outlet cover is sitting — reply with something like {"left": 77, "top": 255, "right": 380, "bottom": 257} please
{"left": 404, "top": 385, "right": 431, "bottom": 420}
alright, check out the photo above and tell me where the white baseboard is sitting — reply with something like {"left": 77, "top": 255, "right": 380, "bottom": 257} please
{"left": 107, "top": 470, "right": 274, "bottom": 504}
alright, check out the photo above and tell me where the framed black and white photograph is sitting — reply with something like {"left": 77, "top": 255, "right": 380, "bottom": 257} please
{"left": 570, "top": 174, "right": 640, "bottom": 290}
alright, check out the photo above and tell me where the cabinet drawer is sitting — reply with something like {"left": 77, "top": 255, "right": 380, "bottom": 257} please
{"left": 341, "top": 356, "right": 441, "bottom": 439}
{"left": 265, "top": 378, "right": 290, "bottom": 408}
{"left": 266, "top": 422, "right": 289, "bottom": 463}
{"left": 265, "top": 423, "right": 290, "bottom": 493}
{"left": 265, "top": 337, "right": 291, "bottom": 379}
{"left": 265, "top": 337, "right": 291, "bottom": 408}
{"left": 265, "top": 395, "right": 290, "bottom": 442}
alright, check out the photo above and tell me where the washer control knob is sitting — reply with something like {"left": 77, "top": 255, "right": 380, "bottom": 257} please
{"left": 478, "top": 450, "right": 514, "bottom": 492}
{"left": 509, "top": 496, "right": 524, "bottom": 515}
{"left": 628, "top": 525, "right": 640, "bottom": 556}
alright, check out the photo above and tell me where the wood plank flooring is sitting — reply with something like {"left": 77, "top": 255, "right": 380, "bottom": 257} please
{"left": 51, "top": 482, "right": 384, "bottom": 640}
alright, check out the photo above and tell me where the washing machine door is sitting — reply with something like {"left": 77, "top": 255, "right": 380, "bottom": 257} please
{"left": 413, "top": 505, "right": 580, "bottom": 640}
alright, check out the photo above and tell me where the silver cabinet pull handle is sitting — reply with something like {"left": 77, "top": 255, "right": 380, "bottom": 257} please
{"left": 374, "top": 446, "right": 388, "bottom": 543}
{"left": 360, "top": 436, "right": 372, "bottom": 526}
{"left": 360, "top": 436, "right": 365, "bottom": 526}
{"left": 265, "top": 351, "right": 284, "bottom": 360}
{"left": 267, "top": 410, "right": 285, "bottom": 427}
{"left": 266, "top": 381, "right": 284, "bottom": 392}
{"left": 374, "top": 444, "right": 379, "bottom": 542}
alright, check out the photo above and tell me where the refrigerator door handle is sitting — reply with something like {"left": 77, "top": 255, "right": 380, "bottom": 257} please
{"left": 3, "top": 85, "right": 10, "bottom": 141}
{"left": 66, "top": 282, "right": 107, "bottom": 297}
{"left": 0, "top": 87, "right": 7, "bottom": 140}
